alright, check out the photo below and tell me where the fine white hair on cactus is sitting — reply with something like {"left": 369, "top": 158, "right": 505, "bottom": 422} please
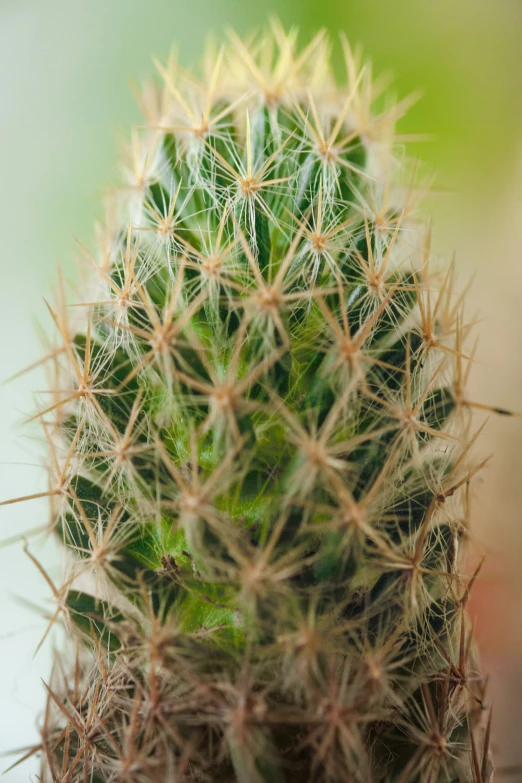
{"left": 3, "top": 20, "right": 505, "bottom": 783}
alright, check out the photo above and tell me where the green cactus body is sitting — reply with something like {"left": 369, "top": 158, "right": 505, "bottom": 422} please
{"left": 16, "top": 23, "right": 493, "bottom": 782}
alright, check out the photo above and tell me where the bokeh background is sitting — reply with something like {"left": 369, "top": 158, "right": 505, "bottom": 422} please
{"left": 1, "top": 0, "right": 521, "bottom": 778}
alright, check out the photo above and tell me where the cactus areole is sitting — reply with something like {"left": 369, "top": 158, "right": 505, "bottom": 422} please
{"left": 14, "top": 24, "right": 495, "bottom": 783}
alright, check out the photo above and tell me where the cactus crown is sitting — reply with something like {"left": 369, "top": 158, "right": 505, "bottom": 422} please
{"left": 15, "top": 22, "right": 492, "bottom": 783}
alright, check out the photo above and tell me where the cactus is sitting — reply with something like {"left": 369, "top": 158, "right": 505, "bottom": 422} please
{"left": 7, "top": 22, "right": 496, "bottom": 782}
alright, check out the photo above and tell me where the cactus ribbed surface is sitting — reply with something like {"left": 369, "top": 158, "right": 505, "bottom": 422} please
{"left": 13, "top": 23, "right": 495, "bottom": 782}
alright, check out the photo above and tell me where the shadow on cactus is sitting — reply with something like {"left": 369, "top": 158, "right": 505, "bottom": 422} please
{"left": 4, "top": 21, "right": 503, "bottom": 783}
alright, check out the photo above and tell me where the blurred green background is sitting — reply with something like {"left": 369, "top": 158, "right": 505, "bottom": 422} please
{"left": 1, "top": 0, "right": 521, "bottom": 777}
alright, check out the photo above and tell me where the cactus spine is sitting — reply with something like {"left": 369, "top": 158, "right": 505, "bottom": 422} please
{"left": 11, "top": 23, "right": 494, "bottom": 782}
